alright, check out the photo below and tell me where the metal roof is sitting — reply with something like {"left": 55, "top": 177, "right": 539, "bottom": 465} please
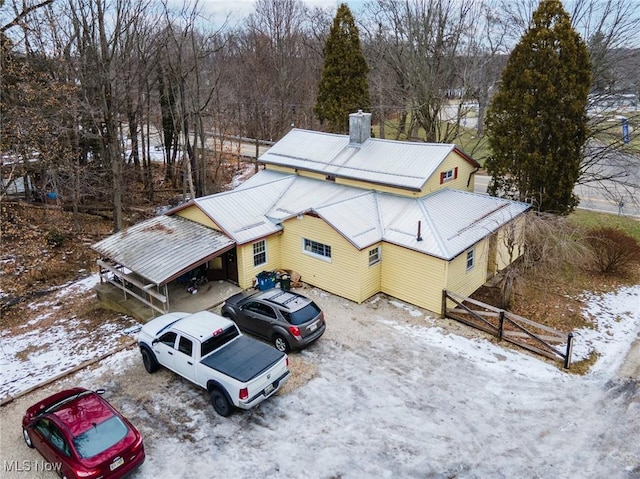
{"left": 194, "top": 177, "right": 291, "bottom": 244}
{"left": 195, "top": 170, "right": 530, "bottom": 259}
{"left": 258, "top": 129, "right": 470, "bottom": 191}
{"left": 92, "top": 215, "right": 234, "bottom": 285}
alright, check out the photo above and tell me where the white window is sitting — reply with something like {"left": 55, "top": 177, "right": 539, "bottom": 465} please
{"left": 466, "top": 249, "right": 475, "bottom": 270}
{"left": 440, "top": 167, "right": 458, "bottom": 184}
{"left": 369, "top": 246, "right": 381, "bottom": 266}
{"left": 253, "top": 240, "right": 266, "bottom": 267}
{"left": 303, "top": 238, "right": 332, "bottom": 261}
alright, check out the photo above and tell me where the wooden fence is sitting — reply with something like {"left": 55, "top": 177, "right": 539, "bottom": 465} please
{"left": 442, "top": 290, "right": 574, "bottom": 368}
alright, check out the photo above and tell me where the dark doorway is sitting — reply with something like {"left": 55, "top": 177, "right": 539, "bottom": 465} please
{"left": 224, "top": 249, "right": 238, "bottom": 283}
{"left": 207, "top": 248, "right": 238, "bottom": 283}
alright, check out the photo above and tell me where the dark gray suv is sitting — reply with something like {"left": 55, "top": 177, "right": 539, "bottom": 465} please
{"left": 221, "top": 288, "right": 326, "bottom": 352}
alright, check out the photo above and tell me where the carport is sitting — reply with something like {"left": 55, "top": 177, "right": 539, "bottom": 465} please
{"left": 92, "top": 215, "right": 235, "bottom": 315}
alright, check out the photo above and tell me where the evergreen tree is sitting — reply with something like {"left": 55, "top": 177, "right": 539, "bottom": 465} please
{"left": 485, "top": 0, "right": 592, "bottom": 214}
{"left": 314, "top": 3, "right": 370, "bottom": 133}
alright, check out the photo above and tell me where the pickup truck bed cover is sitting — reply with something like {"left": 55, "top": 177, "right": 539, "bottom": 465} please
{"left": 201, "top": 336, "right": 284, "bottom": 383}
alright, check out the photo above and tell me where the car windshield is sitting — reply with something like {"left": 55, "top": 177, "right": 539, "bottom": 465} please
{"left": 201, "top": 326, "right": 239, "bottom": 357}
{"left": 286, "top": 302, "right": 321, "bottom": 325}
{"left": 73, "top": 416, "right": 128, "bottom": 459}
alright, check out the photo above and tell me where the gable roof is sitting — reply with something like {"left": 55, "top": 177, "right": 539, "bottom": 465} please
{"left": 258, "top": 129, "right": 479, "bottom": 192}
{"left": 179, "top": 170, "right": 530, "bottom": 260}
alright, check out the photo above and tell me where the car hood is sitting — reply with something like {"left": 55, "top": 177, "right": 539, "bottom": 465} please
{"left": 223, "top": 291, "right": 256, "bottom": 308}
{"left": 138, "top": 312, "right": 190, "bottom": 339}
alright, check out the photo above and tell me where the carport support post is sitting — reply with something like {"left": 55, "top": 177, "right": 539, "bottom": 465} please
{"left": 564, "top": 333, "right": 574, "bottom": 369}
{"left": 441, "top": 290, "right": 447, "bottom": 319}
{"left": 498, "top": 311, "right": 505, "bottom": 340}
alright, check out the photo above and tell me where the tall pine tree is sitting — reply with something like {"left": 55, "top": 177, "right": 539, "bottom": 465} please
{"left": 314, "top": 3, "right": 370, "bottom": 133}
{"left": 485, "top": 0, "right": 592, "bottom": 214}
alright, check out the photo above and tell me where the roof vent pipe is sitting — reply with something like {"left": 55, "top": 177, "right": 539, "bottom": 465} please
{"left": 349, "top": 110, "right": 371, "bottom": 146}
{"left": 417, "top": 220, "right": 423, "bottom": 241}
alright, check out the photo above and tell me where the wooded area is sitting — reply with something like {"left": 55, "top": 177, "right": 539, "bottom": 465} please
{"left": 1, "top": 0, "right": 639, "bottom": 231}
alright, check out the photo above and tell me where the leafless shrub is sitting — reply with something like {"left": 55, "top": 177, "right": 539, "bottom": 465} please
{"left": 521, "top": 212, "right": 592, "bottom": 274}
{"left": 584, "top": 227, "right": 640, "bottom": 274}
{"left": 496, "top": 212, "right": 591, "bottom": 308}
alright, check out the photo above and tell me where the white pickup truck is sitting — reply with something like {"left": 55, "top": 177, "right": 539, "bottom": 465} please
{"left": 137, "top": 310, "right": 290, "bottom": 416}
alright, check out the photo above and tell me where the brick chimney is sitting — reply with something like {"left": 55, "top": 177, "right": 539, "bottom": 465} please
{"left": 349, "top": 110, "right": 371, "bottom": 146}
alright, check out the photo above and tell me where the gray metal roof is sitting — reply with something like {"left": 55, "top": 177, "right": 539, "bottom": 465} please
{"left": 192, "top": 170, "right": 530, "bottom": 259}
{"left": 195, "top": 178, "right": 290, "bottom": 244}
{"left": 92, "top": 215, "right": 234, "bottom": 285}
{"left": 258, "top": 129, "right": 464, "bottom": 191}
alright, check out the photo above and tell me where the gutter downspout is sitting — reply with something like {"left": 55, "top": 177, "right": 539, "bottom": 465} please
{"left": 467, "top": 166, "right": 480, "bottom": 189}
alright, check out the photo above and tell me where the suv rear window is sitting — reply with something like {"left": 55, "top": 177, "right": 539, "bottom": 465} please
{"left": 283, "top": 302, "right": 321, "bottom": 325}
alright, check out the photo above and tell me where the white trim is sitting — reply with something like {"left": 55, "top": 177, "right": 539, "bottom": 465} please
{"left": 466, "top": 248, "right": 475, "bottom": 271}
{"left": 302, "top": 238, "right": 332, "bottom": 263}
{"left": 253, "top": 240, "right": 267, "bottom": 267}
{"left": 368, "top": 246, "right": 381, "bottom": 266}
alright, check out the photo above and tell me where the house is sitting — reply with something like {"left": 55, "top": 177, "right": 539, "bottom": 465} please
{"left": 92, "top": 111, "right": 530, "bottom": 315}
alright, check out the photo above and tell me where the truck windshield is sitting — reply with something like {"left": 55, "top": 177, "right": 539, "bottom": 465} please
{"left": 201, "top": 326, "right": 239, "bottom": 358}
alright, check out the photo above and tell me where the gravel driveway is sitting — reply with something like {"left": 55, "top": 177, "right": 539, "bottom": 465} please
{"left": 2, "top": 287, "right": 639, "bottom": 478}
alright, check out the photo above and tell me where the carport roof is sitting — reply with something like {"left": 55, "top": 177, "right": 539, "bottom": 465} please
{"left": 91, "top": 215, "right": 234, "bottom": 286}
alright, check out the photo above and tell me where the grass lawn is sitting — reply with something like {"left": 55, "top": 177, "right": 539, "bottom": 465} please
{"left": 569, "top": 209, "right": 640, "bottom": 241}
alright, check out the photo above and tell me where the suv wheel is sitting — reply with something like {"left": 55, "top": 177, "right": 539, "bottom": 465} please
{"left": 273, "top": 335, "right": 290, "bottom": 353}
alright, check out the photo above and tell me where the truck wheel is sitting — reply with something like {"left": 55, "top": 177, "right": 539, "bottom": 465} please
{"left": 23, "top": 427, "right": 34, "bottom": 448}
{"left": 210, "top": 388, "right": 233, "bottom": 417}
{"left": 273, "top": 335, "right": 290, "bottom": 353}
{"left": 141, "top": 348, "right": 159, "bottom": 373}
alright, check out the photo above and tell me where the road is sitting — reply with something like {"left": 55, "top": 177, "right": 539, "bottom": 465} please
{"left": 474, "top": 173, "right": 640, "bottom": 218}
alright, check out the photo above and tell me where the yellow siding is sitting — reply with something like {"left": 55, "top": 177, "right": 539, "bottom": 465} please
{"left": 265, "top": 152, "right": 477, "bottom": 197}
{"left": 380, "top": 243, "right": 446, "bottom": 314}
{"left": 337, "top": 178, "right": 420, "bottom": 197}
{"left": 175, "top": 207, "right": 219, "bottom": 230}
{"left": 236, "top": 235, "right": 282, "bottom": 289}
{"left": 264, "top": 164, "right": 326, "bottom": 181}
{"left": 494, "top": 216, "right": 526, "bottom": 271}
{"left": 280, "top": 215, "right": 363, "bottom": 303}
{"left": 358, "top": 243, "right": 382, "bottom": 302}
{"left": 444, "top": 239, "right": 490, "bottom": 299}
{"left": 421, "top": 151, "right": 477, "bottom": 194}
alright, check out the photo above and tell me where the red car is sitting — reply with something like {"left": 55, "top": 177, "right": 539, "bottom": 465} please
{"left": 22, "top": 387, "right": 145, "bottom": 479}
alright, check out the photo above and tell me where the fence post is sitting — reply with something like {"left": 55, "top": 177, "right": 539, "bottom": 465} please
{"left": 564, "top": 332, "right": 574, "bottom": 369}
{"left": 498, "top": 310, "right": 505, "bottom": 340}
{"left": 441, "top": 290, "right": 447, "bottom": 319}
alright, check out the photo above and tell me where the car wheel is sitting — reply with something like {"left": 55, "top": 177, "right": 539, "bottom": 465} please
{"left": 141, "top": 348, "right": 159, "bottom": 373}
{"left": 273, "top": 335, "right": 290, "bottom": 353}
{"left": 22, "top": 427, "right": 34, "bottom": 448}
{"left": 210, "top": 389, "right": 233, "bottom": 417}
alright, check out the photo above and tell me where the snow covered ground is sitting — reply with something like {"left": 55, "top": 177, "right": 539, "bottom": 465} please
{"left": 1, "top": 280, "right": 639, "bottom": 478}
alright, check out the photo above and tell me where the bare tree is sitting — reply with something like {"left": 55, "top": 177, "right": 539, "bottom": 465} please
{"left": 363, "top": 0, "right": 476, "bottom": 143}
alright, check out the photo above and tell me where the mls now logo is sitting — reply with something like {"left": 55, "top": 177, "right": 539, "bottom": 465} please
{"left": 3, "top": 460, "right": 63, "bottom": 473}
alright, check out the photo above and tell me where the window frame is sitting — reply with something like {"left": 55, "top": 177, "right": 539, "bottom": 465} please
{"left": 466, "top": 248, "right": 475, "bottom": 271}
{"left": 439, "top": 167, "right": 458, "bottom": 184}
{"left": 302, "top": 238, "right": 332, "bottom": 262}
{"left": 253, "top": 240, "right": 267, "bottom": 267}
{"left": 368, "top": 246, "right": 381, "bottom": 266}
